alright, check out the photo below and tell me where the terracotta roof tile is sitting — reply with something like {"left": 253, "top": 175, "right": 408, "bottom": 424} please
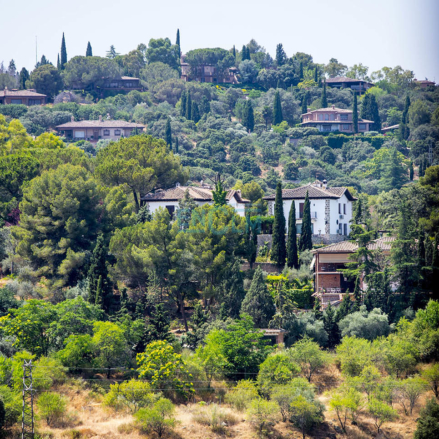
{"left": 313, "top": 236, "right": 396, "bottom": 254}
{"left": 325, "top": 76, "right": 374, "bottom": 85}
{"left": 56, "top": 120, "right": 145, "bottom": 129}
{"left": 263, "top": 184, "right": 356, "bottom": 201}
{"left": 0, "top": 89, "right": 47, "bottom": 97}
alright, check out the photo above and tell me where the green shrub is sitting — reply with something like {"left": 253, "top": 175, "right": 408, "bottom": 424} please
{"left": 225, "top": 380, "right": 259, "bottom": 411}
{"left": 192, "top": 403, "right": 238, "bottom": 433}
{"left": 0, "top": 104, "right": 28, "bottom": 119}
{"left": 37, "top": 392, "right": 67, "bottom": 427}
{"left": 135, "top": 398, "right": 176, "bottom": 438}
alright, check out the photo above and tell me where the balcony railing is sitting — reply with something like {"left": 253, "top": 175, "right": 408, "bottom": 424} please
{"left": 297, "top": 211, "right": 317, "bottom": 219}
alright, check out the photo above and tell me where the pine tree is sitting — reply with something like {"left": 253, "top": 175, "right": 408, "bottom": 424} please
{"left": 176, "top": 29, "right": 181, "bottom": 58}
{"left": 271, "top": 182, "right": 286, "bottom": 267}
{"left": 273, "top": 90, "right": 283, "bottom": 125}
{"left": 177, "top": 189, "right": 198, "bottom": 230}
{"left": 299, "top": 191, "right": 313, "bottom": 252}
{"left": 19, "top": 68, "right": 29, "bottom": 90}
{"left": 180, "top": 90, "right": 187, "bottom": 117}
{"left": 212, "top": 174, "right": 227, "bottom": 206}
{"left": 323, "top": 302, "right": 340, "bottom": 348}
{"left": 86, "top": 42, "right": 93, "bottom": 57}
{"left": 287, "top": 200, "right": 299, "bottom": 269}
{"left": 351, "top": 276, "right": 362, "bottom": 312}
{"left": 191, "top": 101, "right": 200, "bottom": 123}
{"left": 87, "top": 235, "right": 113, "bottom": 313}
{"left": 241, "top": 266, "right": 276, "bottom": 327}
{"left": 409, "top": 161, "right": 414, "bottom": 181}
{"left": 220, "top": 258, "right": 246, "bottom": 318}
{"left": 136, "top": 204, "right": 152, "bottom": 224}
{"left": 184, "top": 302, "right": 208, "bottom": 349}
{"left": 185, "top": 91, "right": 192, "bottom": 120}
{"left": 141, "top": 303, "right": 172, "bottom": 349}
{"left": 165, "top": 117, "right": 172, "bottom": 149}
{"left": 299, "top": 61, "right": 303, "bottom": 80}
{"left": 174, "top": 137, "right": 179, "bottom": 154}
{"left": 60, "top": 32, "right": 67, "bottom": 69}
{"left": 352, "top": 92, "right": 358, "bottom": 134}
{"left": 321, "top": 79, "right": 328, "bottom": 108}
{"left": 275, "top": 43, "right": 286, "bottom": 66}
{"left": 381, "top": 148, "right": 407, "bottom": 190}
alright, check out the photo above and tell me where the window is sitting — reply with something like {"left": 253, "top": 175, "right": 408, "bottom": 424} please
{"left": 74, "top": 131, "right": 85, "bottom": 138}
{"left": 296, "top": 224, "right": 302, "bottom": 234}
{"left": 324, "top": 114, "right": 329, "bottom": 120}
{"left": 299, "top": 203, "right": 304, "bottom": 219}
{"left": 165, "top": 205, "right": 175, "bottom": 217}
{"left": 343, "top": 204, "right": 346, "bottom": 215}
{"left": 359, "top": 123, "right": 367, "bottom": 130}
{"left": 103, "top": 129, "right": 110, "bottom": 136}
{"left": 318, "top": 114, "right": 323, "bottom": 121}
{"left": 114, "top": 129, "right": 121, "bottom": 136}
{"left": 342, "top": 124, "right": 350, "bottom": 130}
{"left": 344, "top": 223, "right": 348, "bottom": 235}
{"left": 10, "top": 99, "right": 22, "bottom": 104}
{"left": 321, "top": 125, "right": 331, "bottom": 132}
{"left": 340, "top": 114, "right": 348, "bottom": 121}
{"left": 338, "top": 203, "right": 341, "bottom": 214}
{"left": 28, "top": 99, "right": 41, "bottom": 105}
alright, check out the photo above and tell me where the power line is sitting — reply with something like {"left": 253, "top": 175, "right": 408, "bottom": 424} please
{"left": 21, "top": 360, "right": 35, "bottom": 439}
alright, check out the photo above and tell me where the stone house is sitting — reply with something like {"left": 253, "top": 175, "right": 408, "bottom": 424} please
{"left": 301, "top": 105, "right": 373, "bottom": 133}
{"left": 325, "top": 76, "right": 374, "bottom": 94}
{"left": 0, "top": 88, "right": 47, "bottom": 105}
{"left": 56, "top": 116, "right": 145, "bottom": 142}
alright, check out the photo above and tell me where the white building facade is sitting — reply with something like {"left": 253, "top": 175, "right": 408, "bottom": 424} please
{"left": 264, "top": 181, "right": 356, "bottom": 244}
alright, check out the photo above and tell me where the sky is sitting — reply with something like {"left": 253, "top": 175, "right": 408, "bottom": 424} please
{"left": 1, "top": 0, "right": 438, "bottom": 81}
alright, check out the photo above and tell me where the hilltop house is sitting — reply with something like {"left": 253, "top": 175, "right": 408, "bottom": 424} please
{"left": 0, "top": 88, "right": 47, "bottom": 105}
{"left": 301, "top": 105, "right": 373, "bottom": 133}
{"left": 311, "top": 236, "right": 395, "bottom": 307}
{"left": 414, "top": 79, "right": 436, "bottom": 89}
{"left": 56, "top": 116, "right": 145, "bottom": 142}
{"left": 180, "top": 54, "right": 238, "bottom": 84}
{"left": 101, "top": 76, "right": 143, "bottom": 92}
{"left": 263, "top": 180, "right": 357, "bottom": 244}
{"left": 325, "top": 76, "right": 374, "bottom": 94}
{"left": 141, "top": 185, "right": 250, "bottom": 217}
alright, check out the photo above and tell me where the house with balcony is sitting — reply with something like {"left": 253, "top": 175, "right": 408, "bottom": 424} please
{"left": 325, "top": 76, "right": 374, "bottom": 94}
{"left": 311, "top": 236, "right": 395, "bottom": 303}
{"left": 141, "top": 185, "right": 250, "bottom": 217}
{"left": 180, "top": 55, "right": 238, "bottom": 84}
{"left": 101, "top": 76, "right": 143, "bottom": 91}
{"left": 56, "top": 116, "right": 145, "bottom": 142}
{"left": 301, "top": 105, "right": 373, "bottom": 133}
{"left": 0, "top": 88, "right": 47, "bottom": 106}
{"left": 263, "top": 180, "right": 357, "bottom": 245}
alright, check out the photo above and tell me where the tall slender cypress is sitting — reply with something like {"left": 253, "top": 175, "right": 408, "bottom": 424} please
{"left": 298, "top": 191, "right": 313, "bottom": 251}
{"left": 273, "top": 90, "right": 283, "bottom": 125}
{"left": 174, "top": 137, "right": 179, "bottom": 154}
{"left": 176, "top": 29, "right": 181, "bottom": 57}
{"left": 301, "top": 94, "right": 307, "bottom": 115}
{"left": 165, "top": 117, "right": 172, "bottom": 149}
{"left": 287, "top": 201, "right": 299, "bottom": 269}
{"left": 185, "top": 91, "right": 192, "bottom": 120}
{"left": 241, "top": 45, "right": 247, "bottom": 61}
{"left": 180, "top": 90, "right": 187, "bottom": 117}
{"left": 409, "top": 161, "right": 414, "bottom": 181}
{"left": 19, "top": 68, "right": 29, "bottom": 89}
{"left": 246, "top": 100, "right": 254, "bottom": 132}
{"left": 271, "top": 182, "right": 286, "bottom": 267}
{"left": 321, "top": 79, "right": 328, "bottom": 108}
{"left": 299, "top": 61, "right": 303, "bottom": 80}
{"left": 314, "top": 67, "right": 318, "bottom": 84}
{"left": 86, "top": 42, "right": 93, "bottom": 57}
{"left": 400, "top": 95, "right": 411, "bottom": 140}
{"left": 56, "top": 54, "right": 60, "bottom": 70}
{"left": 232, "top": 45, "right": 236, "bottom": 58}
{"left": 191, "top": 101, "right": 200, "bottom": 123}
{"left": 352, "top": 92, "right": 358, "bottom": 134}
{"left": 60, "top": 32, "right": 67, "bottom": 69}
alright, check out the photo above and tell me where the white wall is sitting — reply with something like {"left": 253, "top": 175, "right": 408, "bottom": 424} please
{"left": 227, "top": 198, "right": 247, "bottom": 217}
{"left": 330, "top": 194, "right": 353, "bottom": 236}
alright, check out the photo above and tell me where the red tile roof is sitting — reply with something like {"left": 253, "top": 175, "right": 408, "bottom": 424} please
{"left": 325, "top": 76, "right": 374, "bottom": 85}
{"left": 263, "top": 184, "right": 357, "bottom": 201}
{"left": 56, "top": 120, "right": 145, "bottom": 129}
{"left": 142, "top": 187, "right": 250, "bottom": 203}
{"left": 312, "top": 236, "right": 395, "bottom": 254}
{"left": 0, "top": 89, "right": 47, "bottom": 97}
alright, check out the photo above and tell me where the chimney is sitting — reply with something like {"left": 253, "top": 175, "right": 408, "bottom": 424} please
{"left": 323, "top": 179, "right": 327, "bottom": 189}
{"left": 237, "top": 189, "right": 242, "bottom": 197}
{"left": 332, "top": 105, "right": 335, "bottom": 109}
{"left": 71, "top": 115, "right": 74, "bottom": 122}
{"left": 99, "top": 115, "right": 102, "bottom": 122}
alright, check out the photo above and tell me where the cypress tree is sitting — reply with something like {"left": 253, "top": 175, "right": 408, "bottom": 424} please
{"left": 185, "top": 91, "right": 192, "bottom": 120}
{"left": 232, "top": 45, "right": 236, "bottom": 58}
{"left": 180, "top": 90, "right": 187, "bottom": 117}
{"left": 299, "top": 61, "right": 303, "bottom": 80}
{"left": 323, "top": 302, "right": 340, "bottom": 348}
{"left": 244, "top": 100, "right": 254, "bottom": 132}
{"left": 361, "top": 94, "right": 381, "bottom": 130}
{"left": 140, "top": 303, "right": 172, "bottom": 350}
{"left": 273, "top": 90, "right": 283, "bottom": 125}
{"left": 165, "top": 117, "right": 172, "bottom": 149}
{"left": 174, "top": 137, "right": 179, "bottom": 154}
{"left": 351, "top": 276, "right": 362, "bottom": 312}
{"left": 191, "top": 101, "right": 200, "bottom": 123}
{"left": 314, "top": 67, "right": 318, "bottom": 84}
{"left": 286, "top": 201, "right": 299, "bottom": 269}
{"left": 336, "top": 292, "right": 352, "bottom": 322}
{"left": 299, "top": 191, "right": 313, "bottom": 252}
{"left": 245, "top": 214, "right": 258, "bottom": 269}
{"left": 184, "top": 302, "right": 208, "bottom": 349}
{"left": 321, "top": 79, "right": 328, "bottom": 108}
{"left": 409, "top": 161, "right": 414, "bottom": 181}
{"left": 352, "top": 92, "right": 358, "bottom": 134}
{"left": 176, "top": 29, "right": 181, "bottom": 57}
{"left": 241, "top": 45, "right": 247, "bottom": 61}
{"left": 433, "top": 234, "right": 439, "bottom": 269}
{"left": 86, "top": 42, "right": 93, "bottom": 57}
{"left": 271, "top": 182, "right": 286, "bottom": 267}
{"left": 353, "top": 198, "right": 362, "bottom": 225}
{"left": 400, "top": 95, "right": 411, "bottom": 140}
{"left": 313, "top": 296, "right": 323, "bottom": 320}
{"left": 241, "top": 266, "right": 276, "bottom": 327}
{"left": 301, "top": 94, "right": 307, "bottom": 115}
{"left": 418, "top": 230, "right": 426, "bottom": 270}
{"left": 56, "top": 54, "right": 60, "bottom": 70}
{"left": 220, "top": 258, "right": 246, "bottom": 318}
{"left": 19, "top": 68, "right": 29, "bottom": 89}
{"left": 87, "top": 235, "right": 113, "bottom": 313}
{"left": 60, "top": 32, "right": 67, "bottom": 69}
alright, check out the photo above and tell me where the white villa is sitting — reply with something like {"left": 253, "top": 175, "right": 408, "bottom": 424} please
{"left": 263, "top": 180, "right": 357, "bottom": 243}
{"left": 141, "top": 185, "right": 250, "bottom": 217}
